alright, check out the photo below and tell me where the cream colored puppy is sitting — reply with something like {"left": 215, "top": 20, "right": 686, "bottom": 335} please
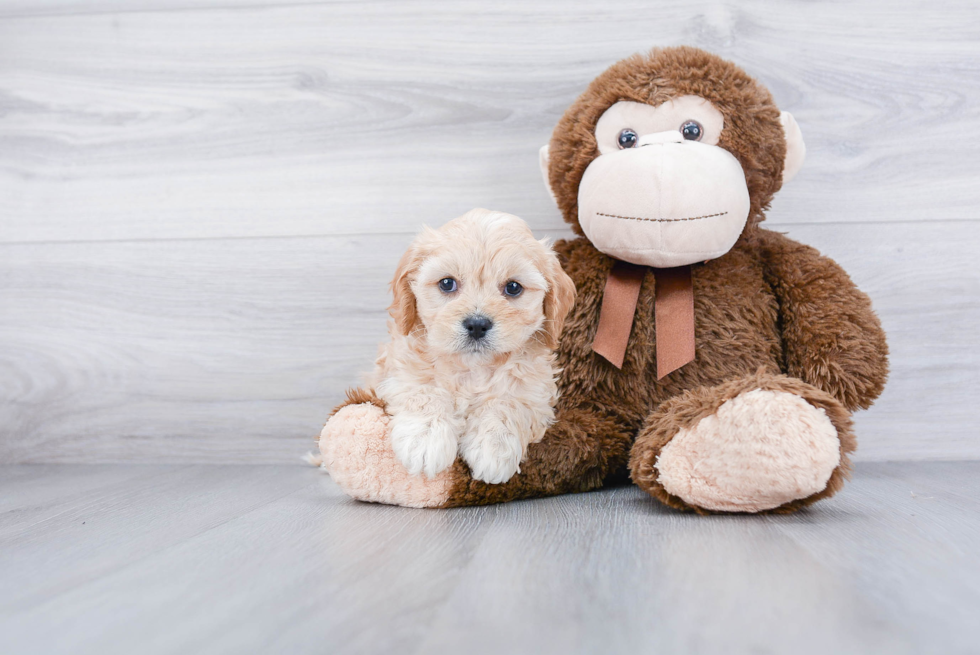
{"left": 370, "top": 208, "right": 576, "bottom": 484}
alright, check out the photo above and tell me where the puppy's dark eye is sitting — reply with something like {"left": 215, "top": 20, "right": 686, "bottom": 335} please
{"left": 504, "top": 281, "right": 523, "bottom": 297}
{"left": 680, "top": 120, "right": 703, "bottom": 141}
{"left": 438, "top": 277, "right": 457, "bottom": 293}
{"left": 617, "top": 128, "right": 638, "bottom": 149}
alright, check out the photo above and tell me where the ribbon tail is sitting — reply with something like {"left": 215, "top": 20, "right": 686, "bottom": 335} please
{"left": 654, "top": 265, "right": 696, "bottom": 379}
{"left": 591, "top": 261, "right": 646, "bottom": 369}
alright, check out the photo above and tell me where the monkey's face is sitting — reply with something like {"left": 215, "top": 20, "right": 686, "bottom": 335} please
{"left": 577, "top": 95, "right": 750, "bottom": 268}
{"left": 540, "top": 48, "right": 806, "bottom": 267}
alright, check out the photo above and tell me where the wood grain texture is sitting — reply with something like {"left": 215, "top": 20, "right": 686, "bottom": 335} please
{"left": 0, "top": 465, "right": 317, "bottom": 609}
{"left": 1, "top": 0, "right": 980, "bottom": 243}
{"left": 1, "top": 0, "right": 978, "bottom": 463}
{"left": 2, "top": 222, "right": 978, "bottom": 463}
{"left": 1, "top": 462, "right": 978, "bottom": 655}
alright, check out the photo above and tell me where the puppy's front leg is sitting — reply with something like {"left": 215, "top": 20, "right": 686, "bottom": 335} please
{"left": 385, "top": 385, "right": 462, "bottom": 479}
{"left": 461, "top": 399, "right": 553, "bottom": 485}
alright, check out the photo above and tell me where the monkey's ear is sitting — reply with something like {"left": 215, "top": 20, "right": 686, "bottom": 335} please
{"left": 539, "top": 145, "right": 558, "bottom": 206}
{"left": 780, "top": 112, "right": 806, "bottom": 184}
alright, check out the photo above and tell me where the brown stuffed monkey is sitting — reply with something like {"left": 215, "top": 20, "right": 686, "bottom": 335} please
{"left": 318, "top": 46, "right": 888, "bottom": 513}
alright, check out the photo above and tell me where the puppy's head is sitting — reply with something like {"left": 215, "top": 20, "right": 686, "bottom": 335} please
{"left": 390, "top": 208, "right": 576, "bottom": 357}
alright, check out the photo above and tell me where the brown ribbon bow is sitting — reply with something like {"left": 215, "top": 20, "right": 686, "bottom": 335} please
{"left": 592, "top": 261, "right": 695, "bottom": 379}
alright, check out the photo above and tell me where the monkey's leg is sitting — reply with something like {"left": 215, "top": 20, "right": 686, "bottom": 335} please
{"left": 441, "top": 402, "right": 638, "bottom": 507}
{"left": 319, "top": 390, "right": 637, "bottom": 508}
{"left": 629, "top": 371, "right": 855, "bottom": 514}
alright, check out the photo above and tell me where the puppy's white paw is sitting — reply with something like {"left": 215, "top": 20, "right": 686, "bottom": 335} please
{"left": 389, "top": 413, "right": 459, "bottom": 478}
{"left": 460, "top": 420, "right": 524, "bottom": 485}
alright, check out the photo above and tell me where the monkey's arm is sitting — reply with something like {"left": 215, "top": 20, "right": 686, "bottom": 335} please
{"left": 758, "top": 228, "right": 888, "bottom": 411}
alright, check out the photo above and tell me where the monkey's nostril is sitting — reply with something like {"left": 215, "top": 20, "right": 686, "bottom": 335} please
{"left": 462, "top": 315, "right": 493, "bottom": 340}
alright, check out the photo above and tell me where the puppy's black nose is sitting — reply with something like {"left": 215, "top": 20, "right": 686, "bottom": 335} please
{"left": 463, "top": 315, "right": 493, "bottom": 340}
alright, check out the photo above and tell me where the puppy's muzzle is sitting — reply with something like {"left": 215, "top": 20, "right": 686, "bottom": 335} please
{"left": 462, "top": 315, "right": 493, "bottom": 341}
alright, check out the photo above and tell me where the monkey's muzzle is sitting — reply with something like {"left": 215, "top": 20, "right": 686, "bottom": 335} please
{"left": 577, "top": 136, "right": 751, "bottom": 268}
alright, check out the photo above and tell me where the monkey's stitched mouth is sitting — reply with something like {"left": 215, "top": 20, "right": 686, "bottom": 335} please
{"left": 596, "top": 211, "right": 729, "bottom": 223}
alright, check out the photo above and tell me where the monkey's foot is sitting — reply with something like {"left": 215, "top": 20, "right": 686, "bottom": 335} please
{"left": 630, "top": 372, "right": 855, "bottom": 513}
{"left": 318, "top": 403, "right": 452, "bottom": 508}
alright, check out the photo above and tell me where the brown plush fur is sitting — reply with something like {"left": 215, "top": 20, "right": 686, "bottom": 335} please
{"left": 436, "top": 47, "right": 888, "bottom": 511}
{"left": 327, "top": 46, "right": 888, "bottom": 513}
{"left": 329, "top": 387, "right": 386, "bottom": 417}
{"left": 440, "top": 227, "right": 887, "bottom": 510}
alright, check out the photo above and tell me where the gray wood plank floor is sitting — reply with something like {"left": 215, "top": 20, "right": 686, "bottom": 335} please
{"left": 1, "top": 462, "right": 978, "bottom": 655}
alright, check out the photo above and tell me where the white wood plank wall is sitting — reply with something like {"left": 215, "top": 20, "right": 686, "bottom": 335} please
{"left": 1, "top": 0, "right": 978, "bottom": 463}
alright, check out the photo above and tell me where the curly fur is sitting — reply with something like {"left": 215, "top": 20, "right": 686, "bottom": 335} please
{"left": 367, "top": 209, "right": 575, "bottom": 484}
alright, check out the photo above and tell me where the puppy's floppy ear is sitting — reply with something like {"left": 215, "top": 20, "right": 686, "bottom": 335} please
{"left": 389, "top": 240, "right": 423, "bottom": 336}
{"left": 539, "top": 242, "right": 576, "bottom": 349}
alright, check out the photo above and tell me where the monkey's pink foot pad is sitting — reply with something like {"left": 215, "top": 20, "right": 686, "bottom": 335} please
{"left": 319, "top": 403, "right": 452, "bottom": 508}
{"left": 656, "top": 389, "right": 841, "bottom": 512}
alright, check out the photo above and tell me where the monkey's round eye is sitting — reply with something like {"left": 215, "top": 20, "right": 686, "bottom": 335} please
{"left": 617, "top": 128, "right": 638, "bottom": 149}
{"left": 503, "top": 281, "right": 523, "bottom": 297}
{"left": 680, "top": 120, "right": 703, "bottom": 141}
{"left": 438, "top": 277, "right": 457, "bottom": 293}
